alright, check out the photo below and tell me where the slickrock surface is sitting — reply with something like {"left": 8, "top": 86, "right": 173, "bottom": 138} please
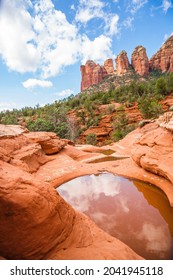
{"left": 131, "top": 46, "right": 149, "bottom": 76}
{"left": 149, "top": 35, "right": 173, "bottom": 72}
{"left": 1, "top": 120, "right": 173, "bottom": 260}
{"left": 0, "top": 125, "right": 143, "bottom": 260}
{"left": 115, "top": 50, "right": 130, "bottom": 75}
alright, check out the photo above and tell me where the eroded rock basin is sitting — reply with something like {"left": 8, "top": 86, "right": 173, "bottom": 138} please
{"left": 57, "top": 173, "right": 173, "bottom": 260}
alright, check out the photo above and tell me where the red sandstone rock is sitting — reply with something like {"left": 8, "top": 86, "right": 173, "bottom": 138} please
{"left": 25, "top": 131, "right": 67, "bottom": 155}
{"left": 116, "top": 51, "right": 130, "bottom": 75}
{"left": 131, "top": 122, "right": 173, "bottom": 184}
{"left": 149, "top": 35, "right": 173, "bottom": 72}
{"left": 92, "top": 65, "right": 107, "bottom": 85}
{"left": 131, "top": 46, "right": 149, "bottom": 76}
{"left": 80, "top": 60, "right": 108, "bottom": 91}
{"left": 104, "top": 58, "right": 114, "bottom": 74}
{"left": 0, "top": 124, "right": 143, "bottom": 260}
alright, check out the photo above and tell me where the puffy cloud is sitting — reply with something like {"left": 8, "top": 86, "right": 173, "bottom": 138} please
{"left": 105, "top": 14, "right": 119, "bottom": 36}
{"left": 0, "top": 0, "right": 38, "bottom": 73}
{"left": 75, "top": 0, "right": 105, "bottom": 23}
{"left": 81, "top": 35, "right": 113, "bottom": 64}
{"left": 0, "top": 0, "right": 116, "bottom": 79}
{"left": 22, "top": 79, "right": 53, "bottom": 89}
{"left": 162, "top": 0, "right": 172, "bottom": 13}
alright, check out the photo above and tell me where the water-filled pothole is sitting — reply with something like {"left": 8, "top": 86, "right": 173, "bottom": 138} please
{"left": 57, "top": 173, "right": 173, "bottom": 260}
{"left": 88, "top": 156, "right": 128, "bottom": 163}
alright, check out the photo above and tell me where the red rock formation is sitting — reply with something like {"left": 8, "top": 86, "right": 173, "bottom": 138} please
{"left": 92, "top": 65, "right": 107, "bottom": 85}
{"left": 115, "top": 51, "right": 130, "bottom": 75}
{"left": 104, "top": 58, "right": 114, "bottom": 74}
{"left": 80, "top": 60, "right": 108, "bottom": 91}
{"left": 149, "top": 35, "right": 173, "bottom": 72}
{"left": 131, "top": 46, "right": 149, "bottom": 76}
{"left": 131, "top": 122, "right": 173, "bottom": 185}
{"left": 0, "top": 124, "right": 143, "bottom": 260}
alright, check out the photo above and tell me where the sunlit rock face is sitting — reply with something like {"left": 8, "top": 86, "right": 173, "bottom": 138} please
{"left": 80, "top": 60, "right": 107, "bottom": 91}
{"left": 149, "top": 35, "right": 173, "bottom": 72}
{"left": 131, "top": 46, "right": 149, "bottom": 76}
{"left": 131, "top": 122, "right": 173, "bottom": 186}
{"left": 115, "top": 51, "right": 130, "bottom": 75}
{"left": 104, "top": 58, "right": 114, "bottom": 74}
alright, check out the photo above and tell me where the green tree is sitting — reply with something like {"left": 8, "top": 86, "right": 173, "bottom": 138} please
{"left": 155, "top": 77, "right": 167, "bottom": 95}
{"left": 138, "top": 96, "right": 163, "bottom": 118}
{"left": 26, "top": 118, "right": 54, "bottom": 131}
{"left": 166, "top": 72, "right": 173, "bottom": 93}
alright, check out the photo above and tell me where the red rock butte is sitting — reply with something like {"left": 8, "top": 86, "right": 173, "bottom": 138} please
{"left": 80, "top": 35, "right": 173, "bottom": 91}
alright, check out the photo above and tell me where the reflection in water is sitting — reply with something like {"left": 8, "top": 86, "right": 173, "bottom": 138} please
{"left": 57, "top": 173, "right": 173, "bottom": 260}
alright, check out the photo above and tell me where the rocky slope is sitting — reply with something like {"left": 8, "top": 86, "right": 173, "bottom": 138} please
{"left": 80, "top": 35, "right": 173, "bottom": 91}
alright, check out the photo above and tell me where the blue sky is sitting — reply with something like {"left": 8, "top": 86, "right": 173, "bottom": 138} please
{"left": 0, "top": 0, "right": 173, "bottom": 111}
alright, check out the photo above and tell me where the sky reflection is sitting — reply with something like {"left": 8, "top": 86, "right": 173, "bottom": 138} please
{"left": 57, "top": 173, "right": 173, "bottom": 260}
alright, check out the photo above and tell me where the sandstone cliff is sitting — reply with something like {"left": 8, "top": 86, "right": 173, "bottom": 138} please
{"left": 104, "top": 58, "right": 114, "bottom": 74}
{"left": 131, "top": 46, "right": 149, "bottom": 76}
{"left": 149, "top": 35, "right": 173, "bottom": 72}
{"left": 115, "top": 50, "right": 130, "bottom": 75}
{"left": 80, "top": 35, "right": 173, "bottom": 91}
{"left": 80, "top": 60, "right": 108, "bottom": 91}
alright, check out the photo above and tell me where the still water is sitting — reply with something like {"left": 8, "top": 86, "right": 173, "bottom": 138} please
{"left": 57, "top": 173, "right": 173, "bottom": 260}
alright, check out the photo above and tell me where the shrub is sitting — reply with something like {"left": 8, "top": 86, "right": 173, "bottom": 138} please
{"left": 86, "top": 133, "right": 97, "bottom": 145}
{"left": 138, "top": 96, "right": 163, "bottom": 118}
{"left": 155, "top": 77, "right": 167, "bottom": 95}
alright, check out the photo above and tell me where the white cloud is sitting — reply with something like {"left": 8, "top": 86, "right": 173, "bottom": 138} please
{"left": 53, "top": 89, "right": 74, "bottom": 99}
{"left": 81, "top": 35, "right": 113, "bottom": 64}
{"left": 0, "top": 0, "right": 116, "bottom": 78}
{"left": 105, "top": 14, "right": 119, "bottom": 36}
{"left": 0, "top": 0, "right": 38, "bottom": 73}
{"left": 162, "top": 0, "right": 172, "bottom": 13}
{"left": 75, "top": 0, "right": 105, "bottom": 24}
{"left": 122, "top": 17, "right": 134, "bottom": 29}
{"left": 22, "top": 79, "right": 53, "bottom": 89}
{"left": 129, "top": 0, "right": 148, "bottom": 14}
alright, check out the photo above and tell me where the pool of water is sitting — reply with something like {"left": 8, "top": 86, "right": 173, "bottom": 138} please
{"left": 88, "top": 156, "right": 127, "bottom": 163}
{"left": 57, "top": 173, "right": 173, "bottom": 260}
